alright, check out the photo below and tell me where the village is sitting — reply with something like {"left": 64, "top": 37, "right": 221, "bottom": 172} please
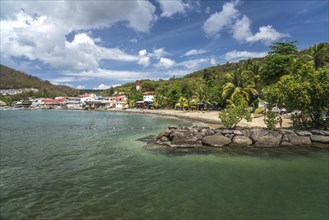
{"left": 0, "top": 82, "right": 155, "bottom": 111}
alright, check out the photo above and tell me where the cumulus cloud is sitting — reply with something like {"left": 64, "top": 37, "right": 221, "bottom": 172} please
{"left": 137, "top": 49, "right": 151, "bottom": 67}
{"left": 203, "top": 0, "right": 288, "bottom": 43}
{"left": 233, "top": 15, "right": 289, "bottom": 44}
{"left": 184, "top": 49, "right": 207, "bottom": 56}
{"left": 1, "top": 11, "right": 140, "bottom": 73}
{"left": 210, "top": 57, "right": 217, "bottom": 65}
{"left": 246, "top": 26, "right": 290, "bottom": 44}
{"left": 93, "top": 84, "right": 121, "bottom": 90}
{"left": 151, "top": 48, "right": 169, "bottom": 59}
{"left": 1, "top": 1, "right": 157, "bottom": 32}
{"left": 202, "top": 1, "right": 239, "bottom": 37}
{"left": 154, "top": 58, "right": 176, "bottom": 68}
{"left": 224, "top": 50, "right": 267, "bottom": 61}
{"left": 157, "top": 0, "right": 190, "bottom": 17}
{"left": 178, "top": 58, "right": 209, "bottom": 69}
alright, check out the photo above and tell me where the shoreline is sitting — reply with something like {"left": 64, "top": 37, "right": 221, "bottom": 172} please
{"left": 107, "top": 108, "right": 293, "bottom": 129}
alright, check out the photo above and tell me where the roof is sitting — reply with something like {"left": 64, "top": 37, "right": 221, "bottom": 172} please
{"left": 42, "top": 99, "right": 60, "bottom": 103}
{"left": 143, "top": 91, "right": 154, "bottom": 95}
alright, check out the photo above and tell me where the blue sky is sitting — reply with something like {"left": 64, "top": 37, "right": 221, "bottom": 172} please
{"left": 1, "top": 0, "right": 328, "bottom": 90}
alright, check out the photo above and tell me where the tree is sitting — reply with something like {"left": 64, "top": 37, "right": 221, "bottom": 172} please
{"left": 222, "top": 68, "right": 257, "bottom": 107}
{"left": 218, "top": 103, "right": 252, "bottom": 129}
{"left": 304, "top": 42, "right": 329, "bottom": 70}
{"left": 261, "top": 41, "right": 298, "bottom": 85}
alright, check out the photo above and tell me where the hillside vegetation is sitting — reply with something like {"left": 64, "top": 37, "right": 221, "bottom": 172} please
{"left": 0, "top": 64, "right": 79, "bottom": 98}
{"left": 107, "top": 41, "right": 329, "bottom": 129}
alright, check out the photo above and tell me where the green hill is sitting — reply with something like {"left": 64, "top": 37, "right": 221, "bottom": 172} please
{"left": 0, "top": 64, "right": 79, "bottom": 97}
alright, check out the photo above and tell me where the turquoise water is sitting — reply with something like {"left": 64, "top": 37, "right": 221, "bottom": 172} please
{"left": 0, "top": 110, "right": 328, "bottom": 220}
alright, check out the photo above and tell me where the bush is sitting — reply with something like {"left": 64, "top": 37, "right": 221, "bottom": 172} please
{"left": 219, "top": 105, "right": 252, "bottom": 129}
{"left": 264, "top": 109, "right": 277, "bottom": 130}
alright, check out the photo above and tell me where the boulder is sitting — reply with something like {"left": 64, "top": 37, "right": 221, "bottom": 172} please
{"left": 157, "top": 130, "right": 172, "bottom": 139}
{"left": 206, "top": 130, "right": 215, "bottom": 135}
{"left": 278, "top": 129, "right": 295, "bottom": 135}
{"left": 156, "top": 136, "right": 171, "bottom": 145}
{"left": 280, "top": 141, "right": 293, "bottom": 147}
{"left": 231, "top": 136, "right": 252, "bottom": 146}
{"left": 250, "top": 128, "right": 269, "bottom": 142}
{"left": 202, "top": 134, "right": 232, "bottom": 147}
{"left": 310, "top": 130, "right": 327, "bottom": 135}
{"left": 221, "top": 129, "right": 234, "bottom": 134}
{"left": 288, "top": 134, "right": 311, "bottom": 146}
{"left": 310, "top": 135, "right": 329, "bottom": 144}
{"left": 232, "top": 130, "right": 243, "bottom": 135}
{"left": 296, "top": 131, "right": 312, "bottom": 136}
{"left": 170, "top": 131, "right": 202, "bottom": 147}
{"left": 282, "top": 135, "right": 289, "bottom": 142}
{"left": 255, "top": 134, "right": 281, "bottom": 147}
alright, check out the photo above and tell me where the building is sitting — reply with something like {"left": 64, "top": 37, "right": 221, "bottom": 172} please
{"left": 136, "top": 81, "right": 141, "bottom": 90}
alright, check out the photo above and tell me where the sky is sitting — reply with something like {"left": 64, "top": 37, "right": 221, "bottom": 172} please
{"left": 1, "top": 0, "right": 328, "bottom": 90}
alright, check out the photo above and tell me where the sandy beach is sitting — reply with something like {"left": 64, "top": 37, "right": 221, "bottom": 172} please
{"left": 109, "top": 108, "right": 293, "bottom": 128}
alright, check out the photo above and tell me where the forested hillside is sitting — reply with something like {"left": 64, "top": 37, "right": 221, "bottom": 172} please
{"left": 0, "top": 64, "right": 79, "bottom": 97}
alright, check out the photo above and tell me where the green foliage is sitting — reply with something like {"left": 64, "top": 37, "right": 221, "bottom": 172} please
{"left": 264, "top": 109, "right": 277, "bottom": 130}
{"left": 218, "top": 104, "right": 252, "bottom": 129}
{"left": 0, "top": 64, "right": 79, "bottom": 98}
{"left": 222, "top": 67, "right": 257, "bottom": 106}
{"left": 268, "top": 41, "right": 298, "bottom": 55}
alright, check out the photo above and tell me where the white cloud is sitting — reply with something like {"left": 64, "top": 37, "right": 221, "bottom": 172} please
{"left": 93, "top": 84, "right": 121, "bottom": 90}
{"left": 224, "top": 50, "right": 267, "bottom": 61}
{"left": 154, "top": 58, "right": 176, "bottom": 68}
{"left": 157, "top": 0, "right": 190, "bottom": 17}
{"left": 1, "top": 1, "right": 157, "bottom": 32}
{"left": 233, "top": 16, "right": 288, "bottom": 44}
{"left": 210, "top": 57, "right": 217, "bottom": 65}
{"left": 246, "top": 25, "right": 290, "bottom": 44}
{"left": 1, "top": 11, "right": 140, "bottom": 72}
{"left": 137, "top": 49, "right": 151, "bottom": 67}
{"left": 202, "top": 1, "right": 239, "bottom": 37}
{"left": 152, "top": 48, "right": 169, "bottom": 59}
{"left": 76, "top": 85, "right": 86, "bottom": 89}
{"left": 203, "top": 0, "right": 288, "bottom": 43}
{"left": 184, "top": 49, "right": 207, "bottom": 56}
{"left": 232, "top": 15, "right": 252, "bottom": 42}
{"left": 178, "top": 58, "right": 209, "bottom": 69}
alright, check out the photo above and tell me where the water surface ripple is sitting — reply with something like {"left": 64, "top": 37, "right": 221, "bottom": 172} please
{"left": 0, "top": 110, "right": 328, "bottom": 220}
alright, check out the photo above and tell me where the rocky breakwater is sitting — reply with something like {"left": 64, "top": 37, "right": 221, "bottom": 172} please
{"left": 156, "top": 126, "right": 329, "bottom": 149}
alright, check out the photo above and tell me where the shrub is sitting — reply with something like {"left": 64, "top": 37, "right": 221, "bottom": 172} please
{"left": 219, "top": 104, "right": 252, "bottom": 129}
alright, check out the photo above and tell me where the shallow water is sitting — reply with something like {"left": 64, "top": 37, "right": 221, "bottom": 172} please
{"left": 0, "top": 110, "right": 328, "bottom": 220}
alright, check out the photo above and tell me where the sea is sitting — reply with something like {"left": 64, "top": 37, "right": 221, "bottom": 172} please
{"left": 0, "top": 110, "right": 328, "bottom": 220}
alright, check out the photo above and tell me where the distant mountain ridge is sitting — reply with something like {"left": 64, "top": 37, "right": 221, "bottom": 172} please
{"left": 0, "top": 64, "right": 79, "bottom": 97}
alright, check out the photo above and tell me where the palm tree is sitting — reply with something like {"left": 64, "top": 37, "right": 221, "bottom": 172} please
{"left": 305, "top": 43, "right": 329, "bottom": 70}
{"left": 175, "top": 96, "right": 188, "bottom": 111}
{"left": 222, "top": 68, "right": 257, "bottom": 107}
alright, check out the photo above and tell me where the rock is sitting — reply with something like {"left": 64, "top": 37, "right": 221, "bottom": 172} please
{"left": 268, "top": 130, "right": 283, "bottom": 141}
{"left": 156, "top": 136, "right": 171, "bottom": 145}
{"left": 168, "top": 126, "right": 178, "bottom": 130}
{"left": 202, "top": 134, "right": 232, "bottom": 147}
{"left": 231, "top": 136, "right": 252, "bottom": 146}
{"left": 310, "top": 130, "right": 327, "bottom": 135}
{"left": 221, "top": 129, "right": 234, "bottom": 134}
{"left": 282, "top": 135, "right": 289, "bottom": 142}
{"left": 311, "top": 135, "right": 329, "bottom": 144}
{"left": 170, "top": 131, "right": 202, "bottom": 147}
{"left": 296, "top": 131, "right": 312, "bottom": 136}
{"left": 250, "top": 128, "right": 269, "bottom": 142}
{"left": 232, "top": 130, "right": 243, "bottom": 135}
{"left": 224, "top": 134, "right": 235, "bottom": 139}
{"left": 157, "top": 130, "right": 172, "bottom": 139}
{"left": 255, "top": 134, "right": 281, "bottom": 147}
{"left": 288, "top": 134, "right": 311, "bottom": 146}
{"left": 280, "top": 141, "right": 293, "bottom": 147}
{"left": 206, "top": 130, "right": 215, "bottom": 135}
{"left": 278, "top": 129, "right": 295, "bottom": 135}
